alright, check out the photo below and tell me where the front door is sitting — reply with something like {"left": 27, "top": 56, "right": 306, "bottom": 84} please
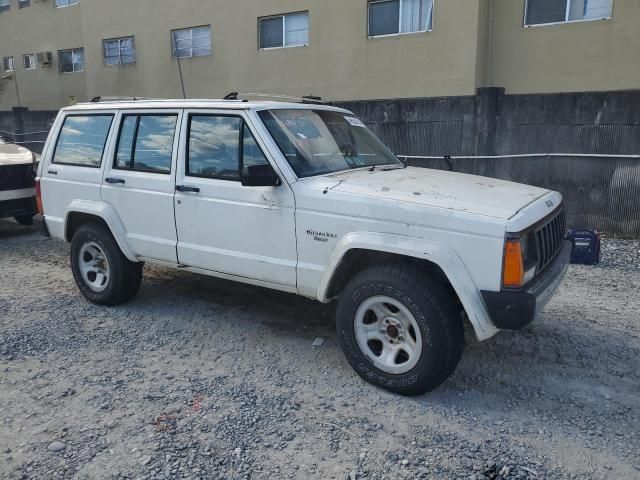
{"left": 101, "top": 110, "right": 182, "bottom": 263}
{"left": 174, "top": 110, "right": 297, "bottom": 287}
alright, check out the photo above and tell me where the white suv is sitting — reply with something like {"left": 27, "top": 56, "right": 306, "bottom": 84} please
{"left": 35, "top": 99, "right": 570, "bottom": 395}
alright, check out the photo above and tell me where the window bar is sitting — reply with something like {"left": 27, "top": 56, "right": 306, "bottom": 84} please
{"left": 130, "top": 116, "right": 141, "bottom": 169}
{"left": 282, "top": 15, "right": 286, "bottom": 47}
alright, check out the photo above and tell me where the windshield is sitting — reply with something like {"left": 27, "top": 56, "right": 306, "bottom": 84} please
{"left": 258, "top": 109, "right": 402, "bottom": 178}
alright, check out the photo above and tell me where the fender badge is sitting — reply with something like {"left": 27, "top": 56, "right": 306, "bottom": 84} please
{"left": 306, "top": 229, "right": 337, "bottom": 243}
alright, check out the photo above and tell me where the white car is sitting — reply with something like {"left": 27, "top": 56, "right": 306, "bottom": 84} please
{"left": 35, "top": 98, "right": 570, "bottom": 395}
{"left": 0, "top": 139, "right": 37, "bottom": 225}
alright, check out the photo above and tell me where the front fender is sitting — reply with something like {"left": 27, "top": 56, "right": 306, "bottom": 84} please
{"left": 64, "top": 199, "right": 138, "bottom": 262}
{"left": 317, "top": 232, "right": 499, "bottom": 341}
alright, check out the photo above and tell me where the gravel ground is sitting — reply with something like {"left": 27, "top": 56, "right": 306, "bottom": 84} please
{"left": 0, "top": 220, "right": 639, "bottom": 480}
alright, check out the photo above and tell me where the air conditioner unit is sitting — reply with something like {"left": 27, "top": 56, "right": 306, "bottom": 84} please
{"left": 37, "top": 52, "right": 52, "bottom": 67}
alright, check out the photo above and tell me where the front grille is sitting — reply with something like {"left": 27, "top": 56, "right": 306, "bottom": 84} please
{"left": 0, "top": 163, "right": 35, "bottom": 192}
{"left": 533, "top": 208, "right": 566, "bottom": 273}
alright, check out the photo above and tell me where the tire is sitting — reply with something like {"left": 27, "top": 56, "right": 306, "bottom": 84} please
{"left": 14, "top": 214, "right": 34, "bottom": 226}
{"left": 123, "top": 261, "right": 144, "bottom": 302}
{"left": 70, "top": 222, "right": 143, "bottom": 306}
{"left": 336, "top": 263, "right": 464, "bottom": 396}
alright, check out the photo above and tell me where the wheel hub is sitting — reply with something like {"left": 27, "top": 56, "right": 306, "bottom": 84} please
{"left": 78, "top": 242, "right": 110, "bottom": 293}
{"left": 354, "top": 296, "right": 423, "bottom": 375}
{"left": 382, "top": 318, "right": 404, "bottom": 344}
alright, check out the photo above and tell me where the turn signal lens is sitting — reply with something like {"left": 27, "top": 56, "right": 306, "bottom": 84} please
{"left": 503, "top": 239, "right": 524, "bottom": 287}
{"left": 35, "top": 179, "right": 43, "bottom": 215}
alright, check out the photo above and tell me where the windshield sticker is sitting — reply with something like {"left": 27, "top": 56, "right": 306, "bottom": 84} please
{"left": 283, "top": 118, "right": 321, "bottom": 139}
{"left": 344, "top": 116, "right": 366, "bottom": 128}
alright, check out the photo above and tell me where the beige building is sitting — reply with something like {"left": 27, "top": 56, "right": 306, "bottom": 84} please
{"left": 0, "top": 0, "right": 638, "bottom": 111}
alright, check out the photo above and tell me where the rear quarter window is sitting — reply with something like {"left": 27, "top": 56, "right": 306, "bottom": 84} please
{"left": 52, "top": 114, "right": 114, "bottom": 167}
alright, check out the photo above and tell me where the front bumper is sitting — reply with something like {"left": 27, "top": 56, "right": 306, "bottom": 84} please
{"left": 481, "top": 240, "right": 571, "bottom": 330}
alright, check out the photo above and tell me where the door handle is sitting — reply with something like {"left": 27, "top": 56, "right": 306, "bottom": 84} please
{"left": 105, "top": 177, "right": 125, "bottom": 185}
{"left": 176, "top": 185, "right": 200, "bottom": 193}
{"left": 47, "top": 169, "right": 58, "bottom": 175}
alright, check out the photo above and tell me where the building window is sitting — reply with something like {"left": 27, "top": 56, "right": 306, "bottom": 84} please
{"left": 23, "top": 53, "right": 36, "bottom": 69}
{"left": 58, "top": 48, "right": 85, "bottom": 73}
{"left": 103, "top": 37, "right": 136, "bottom": 66}
{"left": 171, "top": 26, "right": 211, "bottom": 58}
{"left": 55, "top": 0, "right": 79, "bottom": 7}
{"left": 19, "top": 0, "right": 30, "bottom": 8}
{"left": 0, "top": 0, "right": 10, "bottom": 12}
{"left": 259, "top": 12, "right": 309, "bottom": 49}
{"left": 368, "top": 0, "right": 433, "bottom": 37}
{"left": 525, "top": 0, "right": 613, "bottom": 26}
{"left": 2, "top": 56, "right": 14, "bottom": 72}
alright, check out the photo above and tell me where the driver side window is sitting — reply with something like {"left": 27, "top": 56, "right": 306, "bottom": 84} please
{"left": 187, "top": 114, "right": 269, "bottom": 181}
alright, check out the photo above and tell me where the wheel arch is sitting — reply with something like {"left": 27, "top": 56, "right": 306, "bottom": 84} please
{"left": 318, "top": 232, "right": 499, "bottom": 341}
{"left": 64, "top": 200, "right": 138, "bottom": 262}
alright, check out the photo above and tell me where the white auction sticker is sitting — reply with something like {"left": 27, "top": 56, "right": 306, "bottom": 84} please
{"left": 344, "top": 116, "right": 366, "bottom": 128}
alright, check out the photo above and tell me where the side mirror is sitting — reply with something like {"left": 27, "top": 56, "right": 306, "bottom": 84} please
{"left": 241, "top": 164, "right": 281, "bottom": 187}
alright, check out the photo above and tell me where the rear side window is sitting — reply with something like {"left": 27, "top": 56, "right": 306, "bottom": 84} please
{"left": 53, "top": 115, "right": 113, "bottom": 167}
{"left": 187, "top": 114, "right": 269, "bottom": 181}
{"left": 115, "top": 114, "right": 178, "bottom": 174}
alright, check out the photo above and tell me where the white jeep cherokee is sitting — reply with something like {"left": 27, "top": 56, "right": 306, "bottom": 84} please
{"left": 35, "top": 99, "right": 570, "bottom": 395}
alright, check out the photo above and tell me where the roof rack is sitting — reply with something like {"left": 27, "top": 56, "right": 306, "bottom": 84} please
{"left": 80, "top": 94, "right": 329, "bottom": 106}
{"left": 89, "top": 96, "right": 155, "bottom": 103}
{"left": 233, "top": 92, "right": 327, "bottom": 105}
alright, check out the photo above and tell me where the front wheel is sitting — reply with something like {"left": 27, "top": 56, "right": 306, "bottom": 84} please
{"left": 70, "top": 222, "right": 143, "bottom": 306}
{"left": 336, "top": 263, "right": 464, "bottom": 396}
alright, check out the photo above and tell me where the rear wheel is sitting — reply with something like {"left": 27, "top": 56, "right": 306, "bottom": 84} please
{"left": 336, "top": 263, "right": 464, "bottom": 395}
{"left": 70, "top": 222, "right": 143, "bottom": 305}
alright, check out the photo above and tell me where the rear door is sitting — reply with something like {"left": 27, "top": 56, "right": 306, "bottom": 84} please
{"left": 40, "top": 111, "right": 115, "bottom": 239}
{"left": 101, "top": 110, "right": 182, "bottom": 263}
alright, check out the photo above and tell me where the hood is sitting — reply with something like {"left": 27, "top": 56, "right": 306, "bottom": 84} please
{"left": 0, "top": 143, "right": 34, "bottom": 166}
{"left": 326, "top": 166, "right": 549, "bottom": 220}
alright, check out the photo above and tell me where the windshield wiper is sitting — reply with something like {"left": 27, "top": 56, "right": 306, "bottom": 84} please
{"left": 382, "top": 164, "right": 407, "bottom": 171}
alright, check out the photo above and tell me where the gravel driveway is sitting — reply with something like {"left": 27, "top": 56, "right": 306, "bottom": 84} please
{"left": 1, "top": 219, "right": 639, "bottom": 480}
